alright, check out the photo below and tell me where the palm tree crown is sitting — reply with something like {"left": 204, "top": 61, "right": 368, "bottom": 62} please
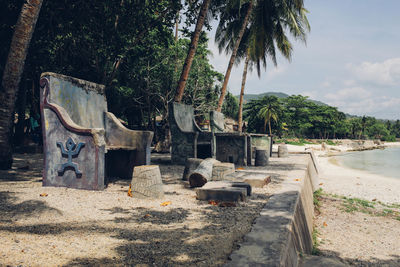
{"left": 215, "top": 0, "right": 310, "bottom": 130}
{"left": 258, "top": 95, "right": 281, "bottom": 135}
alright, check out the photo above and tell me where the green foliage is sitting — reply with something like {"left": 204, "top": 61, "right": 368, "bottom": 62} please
{"left": 257, "top": 95, "right": 280, "bottom": 135}
{"left": 313, "top": 188, "right": 323, "bottom": 212}
{"left": 312, "top": 227, "right": 321, "bottom": 255}
{"left": 326, "top": 194, "right": 400, "bottom": 221}
{"left": 275, "top": 138, "right": 313, "bottom": 146}
{"left": 1, "top": 0, "right": 226, "bottom": 140}
{"left": 222, "top": 91, "right": 239, "bottom": 119}
{"left": 243, "top": 93, "right": 400, "bottom": 140}
{"left": 324, "top": 140, "right": 337, "bottom": 146}
{"left": 180, "top": 35, "right": 224, "bottom": 115}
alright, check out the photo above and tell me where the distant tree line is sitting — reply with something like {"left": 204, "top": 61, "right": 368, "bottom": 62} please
{"left": 244, "top": 95, "right": 399, "bottom": 141}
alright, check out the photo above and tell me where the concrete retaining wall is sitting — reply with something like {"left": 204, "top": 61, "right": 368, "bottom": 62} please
{"left": 226, "top": 153, "right": 319, "bottom": 266}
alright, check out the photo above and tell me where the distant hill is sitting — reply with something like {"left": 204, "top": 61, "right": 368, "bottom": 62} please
{"left": 236, "top": 92, "right": 329, "bottom": 106}
{"left": 240, "top": 92, "right": 289, "bottom": 101}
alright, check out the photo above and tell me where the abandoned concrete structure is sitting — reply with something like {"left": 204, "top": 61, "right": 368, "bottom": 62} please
{"left": 40, "top": 72, "right": 153, "bottom": 190}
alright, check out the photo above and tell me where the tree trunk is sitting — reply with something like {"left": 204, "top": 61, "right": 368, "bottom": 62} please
{"left": 268, "top": 120, "right": 272, "bottom": 136}
{"left": 263, "top": 119, "right": 267, "bottom": 134}
{"left": 238, "top": 51, "right": 250, "bottom": 132}
{"left": 0, "top": 0, "right": 43, "bottom": 169}
{"left": 216, "top": 1, "right": 253, "bottom": 112}
{"left": 173, "top": 10, "right": 180, "bottom": 75}
{"left": 174, "top": 0, "right": 211, "bottom": 102}
{"left": 14, "top": 76, "right": 28, "bottom": 146}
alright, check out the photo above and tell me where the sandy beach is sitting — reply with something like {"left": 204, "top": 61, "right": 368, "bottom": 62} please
{"left": 283, "top": 141, "right": 400, "bottom": 203}
{"left": 284, "top": 141, "right": 400, "bottom": 265}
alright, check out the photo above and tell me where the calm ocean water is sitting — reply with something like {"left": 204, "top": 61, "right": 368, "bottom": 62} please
{"left": 335, "top": 146, "right": 400, "bottom": 179}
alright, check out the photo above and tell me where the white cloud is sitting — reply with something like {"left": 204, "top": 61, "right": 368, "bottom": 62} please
{"left": 346, "top": 57, "right": 400, "bottom": 86}
{"left": 266, "top": 66, "right": 287, "bottom": 80}
{"left": 343, "top": 80, "right": 356, "bottom": 86}
{"left": 321, "top": 80, "right": 331, "bottom": 88}
{"left": 322, "top": 88, "right": 400, "bottom": 118}
{"left": 324, "top": 87, "right": 371, "bottom": 101}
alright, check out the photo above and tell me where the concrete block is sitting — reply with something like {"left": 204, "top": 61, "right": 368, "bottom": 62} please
{"left": 225, "top": 171, "right": 271, "bottom": 188}
{"left": 278, "top": 144, "right": 289, "bottom": 157}
{"left": 196, "top": 187, "right": 247, "bottom": 202}
{"left": 202, "top": 181, "right": 251, "bottom": 196}
{"left": 212, "top": 162, "right": 235, "bottom": 180}
{"left": 131, "top": 165, "right": 164, "bottom": 198}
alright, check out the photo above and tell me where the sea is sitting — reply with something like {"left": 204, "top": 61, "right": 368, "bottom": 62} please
{"left": 335, "top": 146, "right": 400, "bottom": 179}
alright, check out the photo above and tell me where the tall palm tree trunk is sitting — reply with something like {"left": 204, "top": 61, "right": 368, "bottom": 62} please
{"left": 263, "top": 119, "right": 268, "bottom": 134}
{"left": 0, "top": 0, "right": 43, "bottom": 169}
{"left": 268, "top": 120, "right": 272, "bottom": 135}
{"left": 238, "top": 51, "right": 250, "bottom": 132}
{"left": 216, "top": 1, "right": 253, "bottom": 112}
{"left": 174, "top": 0, "right": 211, "bottom": 102}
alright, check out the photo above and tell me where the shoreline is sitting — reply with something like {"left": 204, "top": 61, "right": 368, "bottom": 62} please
{"left": 328, "top": 151, "right": 400, "bottom": 181}
{"left": 281, "top": 141, "right": 400, "bottom": 204}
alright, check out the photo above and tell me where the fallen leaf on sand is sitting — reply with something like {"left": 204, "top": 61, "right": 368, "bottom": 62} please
{"left": 40, "top": 193, "right": 48, "bottom": 197}
{"left": 127, "top": 184, "right": 133, "bottom": 197}
{"left": 160, "top": 201, "right": 171, "bottom": 206}
{"left": 323, "top": 222, "right": 328, "bottom": 227}
{"left": 209, "top": 200, "right": 218, "bottom": 206}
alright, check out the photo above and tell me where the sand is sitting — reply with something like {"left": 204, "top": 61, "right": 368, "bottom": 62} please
{"left": 0, "top": 153, "right": 274, "bottom": 267}
{"left": 283, "top": 141, "right": 400, "bottom": 204}
{"left": 283, "top": 141, "right": 400, "bottom": 265}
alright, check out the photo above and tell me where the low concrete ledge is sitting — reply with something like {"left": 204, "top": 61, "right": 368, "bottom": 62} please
{"left": 225, "top": 154, "right": 318, "bottom": 267}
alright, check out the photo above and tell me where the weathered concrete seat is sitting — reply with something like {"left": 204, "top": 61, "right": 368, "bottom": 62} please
{"left": 210, "top": 111, "right": 272, "bottom": 166}
{"left": 169, "top": 102, "right": 212, "bottom": 164}
{"left": 40, "top": 72, "right": 153, "bottom": 190}
{"left": 210, "top": 111, "right": 250, "bottom": 166}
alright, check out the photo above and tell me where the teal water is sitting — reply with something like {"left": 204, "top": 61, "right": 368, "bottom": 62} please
{"left": 335, "top": 146, "right": 400, "bottom": 179}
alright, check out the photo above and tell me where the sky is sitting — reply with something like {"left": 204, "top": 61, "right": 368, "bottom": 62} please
{"left": 206, "top": 0, "right": 400, "bottom": 120}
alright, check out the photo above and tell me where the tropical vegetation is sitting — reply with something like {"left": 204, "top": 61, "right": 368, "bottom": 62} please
{"left": 244, "top": 94, "right": 400, "bottom": 141}
{"left": 1, "top": 0, "right": 398, "bottom": 169}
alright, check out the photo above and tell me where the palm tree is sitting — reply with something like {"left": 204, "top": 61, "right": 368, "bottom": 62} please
{"left": 238, "top": 49, "right": 250, "bottom": 132}
{"left": 0, "top": 0, "right": 43, "bottom": 169}
{"left": 215, "top": 0, "right": 253, "bottom": 112}
{"left": 216, "top": 0, "right": 310, "bottom": 130}
{"left": 249, "top": 0, "right": 310, "bottom": 75}
{"left": 258, "top": 95, "right": 280, "bottom": 135}
{"left": 174, "top": 0, "right": 211, "bottom": 102}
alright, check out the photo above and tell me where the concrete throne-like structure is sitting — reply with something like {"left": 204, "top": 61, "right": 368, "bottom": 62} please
{"left": 210, "top": 110, "right": 250, "bottom": 166}
{"left": 210, "top": 111, "right": 272, "bottom": 166}
{"left": 169, "top": 102, "right": 213, "bottom": 165}
{"left": 40, "top": 72, "right": 153, "bottom": 190}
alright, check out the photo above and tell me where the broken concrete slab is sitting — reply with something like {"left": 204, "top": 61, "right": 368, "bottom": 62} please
{"left": 196, "top": 187, "right": 247, "bottom": 202}
{"left": 225, "top": 171, "right": 271, "bottom": 188}
{"left": 202, "top": 181, "right": 251, "bottom": 196}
